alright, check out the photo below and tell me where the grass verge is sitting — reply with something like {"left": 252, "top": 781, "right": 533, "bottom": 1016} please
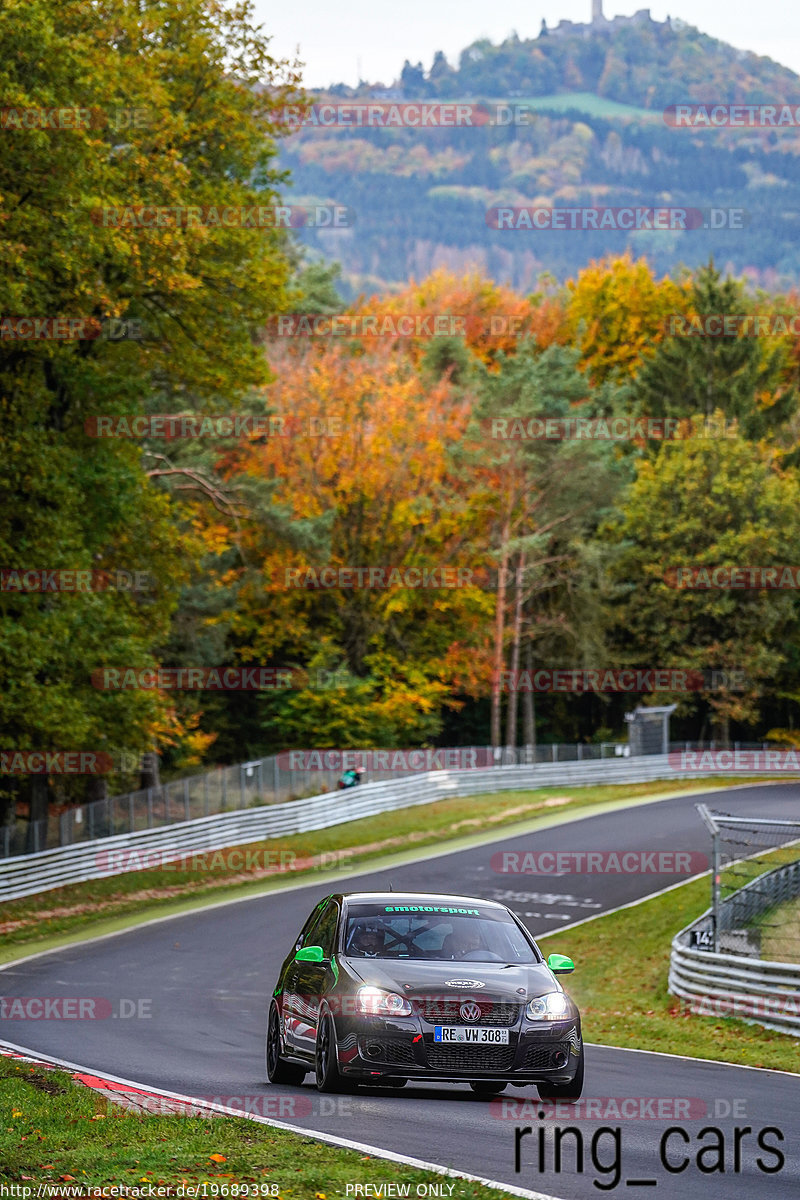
{"left": 752, "top": 892, "right": 800, "bottom": 962}
{"left": 537, "top": 876, "right": 800, "bottom": 1074}
{"left": 0, "top": 776, "right": 759, "bottom": 962}
{"left": 0, "top": 1057, "right": 510, "bottom": 1197}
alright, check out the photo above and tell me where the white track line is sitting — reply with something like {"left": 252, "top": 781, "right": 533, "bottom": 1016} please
{"left": 583, "top": 1041, "right": 800, "bottom": 1076}
{"left": 0, "top": 1038, "right": 564, "bottom": 1200}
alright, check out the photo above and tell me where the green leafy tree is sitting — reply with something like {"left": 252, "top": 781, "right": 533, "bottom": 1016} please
{"left": 631, "top": 262, "right": 798, "bottom": 440}
{"left": 604, "top": 420, "right": 800, "bottom": 741}
{"left": 0, "top": 0, "right": 304, "bottom": 831}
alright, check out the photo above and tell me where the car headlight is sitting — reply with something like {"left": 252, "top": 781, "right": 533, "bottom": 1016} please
{"left": 526, "top": 991, "right": 570, "bottom": 1021}
{"left": 356, "top": 986, "right": 413, "bottom": 1017}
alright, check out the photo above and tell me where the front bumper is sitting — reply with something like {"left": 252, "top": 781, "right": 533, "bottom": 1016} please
{"left": 335, "top": 1014, "right": 582, "bottom": 1083}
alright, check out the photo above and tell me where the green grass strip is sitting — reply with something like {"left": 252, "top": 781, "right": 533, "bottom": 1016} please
{"left": 0, "top": 1057, "right": 522, "bottom": 1196}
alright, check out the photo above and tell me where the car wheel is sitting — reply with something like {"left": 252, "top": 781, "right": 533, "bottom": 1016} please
{"left": 266, "top": 1002, "right": 307, "bottom": 1086}
{"left": 537, "top": 1046, "right": 584, "bottom": 1101}
{"left": 315, "top": 1009, "right": 355, "bottom": 1093}
{"left": 469, "top": 1080, "right": 507, "bottom": 1096}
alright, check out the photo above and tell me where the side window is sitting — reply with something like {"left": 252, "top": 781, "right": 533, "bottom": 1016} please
{"left": 296, "top": 899, "right": 330, "bottom": 950}
{"left": 310, "top": 902, "right": 340, "bottom": 957}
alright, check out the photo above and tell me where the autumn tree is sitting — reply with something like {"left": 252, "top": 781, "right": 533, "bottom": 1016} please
{"left": 469, "top": 342, "right": 627, "bottom": 748}
{"left": 564, "top": 253, "right": 689, "bottom": 385}
{"left": 216, "top": 334, "right": 494, "bottom": 750}
{"left": 0, "top": 0, "right": 303, "bottom": 831}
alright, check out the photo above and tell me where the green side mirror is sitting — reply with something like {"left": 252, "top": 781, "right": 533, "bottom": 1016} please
{"left": 547, "top": 952, "right": 574, "bottom": 974}
{"left": 295, "top": 945, "right": 324, "bottom": 963}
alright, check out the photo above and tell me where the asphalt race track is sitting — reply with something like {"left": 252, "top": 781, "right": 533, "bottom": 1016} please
{"left": 3, "top": 783, "right": 800, "bottom": 1199}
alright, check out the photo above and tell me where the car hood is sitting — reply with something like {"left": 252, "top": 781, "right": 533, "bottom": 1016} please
{"left": 342, "top": 956, "right": 559, "bottom": 1000}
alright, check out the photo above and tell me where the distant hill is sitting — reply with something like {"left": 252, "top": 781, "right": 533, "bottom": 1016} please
{"left": 278, "top": 17, "right": 800, "bottom": 295}
{"left": 397, "top": 13, "right": 800, "bottom": 111}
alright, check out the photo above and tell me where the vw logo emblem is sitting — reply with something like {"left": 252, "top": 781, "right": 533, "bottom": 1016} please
{"left": 459, "top": 1001, "right": 482, "bottom": 1022}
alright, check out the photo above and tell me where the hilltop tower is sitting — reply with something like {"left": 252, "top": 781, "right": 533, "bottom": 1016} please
{"left": 592, "top": 0, "right": 604, "bottom": 21}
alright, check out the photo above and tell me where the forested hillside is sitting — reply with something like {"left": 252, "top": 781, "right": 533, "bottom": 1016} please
{"left": 280, "top": 19, "right": 800, "bottom": 292}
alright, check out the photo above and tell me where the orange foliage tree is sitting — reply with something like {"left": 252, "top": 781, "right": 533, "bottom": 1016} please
{"left": 564, "top": 254, "right": 690, "bottom": 384}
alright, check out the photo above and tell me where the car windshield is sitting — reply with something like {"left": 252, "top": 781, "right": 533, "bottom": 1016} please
{"left": 344, "top": 902, "right": 538, "bottom": 963}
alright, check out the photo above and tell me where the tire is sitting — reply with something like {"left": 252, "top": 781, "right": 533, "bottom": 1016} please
{"left": 266, "top": 1002, "right": 307, "bottom": 1086}
{"left": 537, "top": 1047, "right": 584, "bottom": 1101}
{"left": 469, "top": 1080, "right": 507, "bottom": 1096}
{"left": 315, "top": 1008, "right": 356, "bottom": 1093}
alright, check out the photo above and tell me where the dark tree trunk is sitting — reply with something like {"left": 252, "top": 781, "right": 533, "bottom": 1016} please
{"left": 86, "top": 774, "right": 109, "bottom": 804}
{"left": 491, "top": 516, "right": 512, "bottom": 750}
{"left": 0, "top": 779, "right": 17, "bottom": 829}
{"left": 522, "top": 637, "right": 536, "bottom": 762}
{"left": 505, "top": 554, "right": 525, "bottom": 756}
{"left": 25, "top": 775, "right": 50, "bottom": 853}
{"left": 140, "top": 751, "right": 160, "bottom": 790}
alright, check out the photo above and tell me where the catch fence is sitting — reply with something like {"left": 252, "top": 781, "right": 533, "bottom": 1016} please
{"left": 669, "top": 805, "right": 800, "bottom": 1036}
{"left": 3, "top": 740, "right": 777, "bottom": 860}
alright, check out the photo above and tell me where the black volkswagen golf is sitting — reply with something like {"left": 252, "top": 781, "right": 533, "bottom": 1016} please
{"left": 266, "top": 890, "right": 583, "bottom": 1097}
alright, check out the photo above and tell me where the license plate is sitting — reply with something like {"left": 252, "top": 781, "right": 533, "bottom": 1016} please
{"left": 433, "top": 1026, "right": 510, "bottom": 1044}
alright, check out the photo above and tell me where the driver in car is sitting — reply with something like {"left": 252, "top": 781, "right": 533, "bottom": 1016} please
{"left": 351, "top": 925, "right": 385, "bottom": 957}
{"left": 444, "top": 924, "right": 483, "bottom": 959}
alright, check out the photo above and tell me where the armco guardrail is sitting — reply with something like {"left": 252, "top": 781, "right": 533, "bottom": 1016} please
{"left": 0, "top": 752, "right": 789, "bottom": 903}
{"left": 2, "top": 740, "right": 640, "bottom": 859}
{"left": 669, "top": 857, "right": 800, "bottom": 1037}
{"left": 669, "top": 930, "right": 800, "bottom": 1036}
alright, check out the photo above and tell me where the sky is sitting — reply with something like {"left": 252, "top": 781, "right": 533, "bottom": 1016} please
{"left": 256, "top": 0, "right": 800, "bottom": 91}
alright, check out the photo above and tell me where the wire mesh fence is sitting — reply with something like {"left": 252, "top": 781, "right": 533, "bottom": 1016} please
{"left": 0, "top": 738, "right": 777, "bottom": 860}
{"left": 696, "top": 804, "right": 800, "bottom": 963}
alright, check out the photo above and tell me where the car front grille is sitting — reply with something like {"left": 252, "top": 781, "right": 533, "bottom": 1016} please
{"left": 523, "top": 1041, "right": 571, "bottom": 1071}
{"left": 382, "top": 1040, "right": 416, "bottom": 1065}
{"left": 358, "top": 1037, "right": 416, "bottom": 1066}
{"left": 414, "top": 998, "right": 520, "bottom": 1027}
{"left": 426, "top": 1043, "right": 516, "bottom": 1072}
